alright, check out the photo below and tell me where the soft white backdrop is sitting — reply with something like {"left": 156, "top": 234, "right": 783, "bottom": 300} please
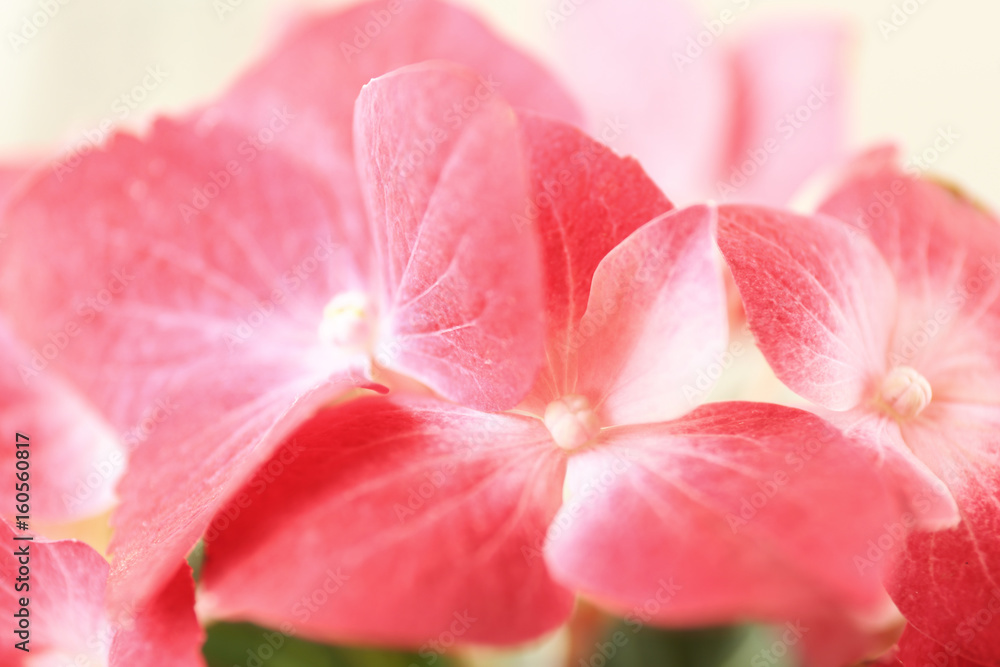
{"left": 1, "top": 0, "right": 997, "bottom": 206}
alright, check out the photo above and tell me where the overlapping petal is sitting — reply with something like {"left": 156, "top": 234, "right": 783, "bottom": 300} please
{"left": 717, "top": 204, "right": 898, "bottom": 410}
{"left": 543, "top": 402, "right": 897, "bottom": 626}
{"left": 200, "top": 395, "right": 573, "bottom": 646}
{"left": 0, "top": 118, "right": 372, "bottom": 610}
{"left": 0, "top": 520, "right": 203, "bottom": 666}
{"left": 356, "top": 64, "right": 544, "bottom": 411}
{"left": 516, "top": 112, "right": 674, "bottom": 409}
{"left": 573, "top": 205, "right": 726, "bottom": 425}
{"left": 819, "top": 147, "right": 1000, "bottom": 406}
{"left": 888, "top": 403, "right": 1000, "bottom": 665}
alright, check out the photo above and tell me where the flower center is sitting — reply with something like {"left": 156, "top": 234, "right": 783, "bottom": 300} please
{"left": 318, "top": 291, "right": 372, "bottom": 351}
{"left": 877, "top": 366, "right": 932, "bottom": 420}
{"left": 544, "top": 395, "right": 600, "bottom": 451}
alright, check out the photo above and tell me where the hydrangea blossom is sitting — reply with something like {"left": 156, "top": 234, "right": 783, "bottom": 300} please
{"left": 718, "top": 147, "right": 1000, "bottom": 665}
{"left": 191, "top": 102, "right": 900, "bottom": 648}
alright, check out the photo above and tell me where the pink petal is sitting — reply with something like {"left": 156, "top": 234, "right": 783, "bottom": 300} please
{"left": 355, "top": 63, "right": 545, "bottom": 411}
{"left": 544, "top": 402, "right": 897, "bottom": 625}
{"left": 200, "top": 395, "right": 573, "bottom": 646}
{"left": 516, "top": 112, "right": 674, "bottom": 409}
{"left": 887, "top": 402, "right": 1000, "bottom": 665}
{"left": 572, "top": 205, "right": 727, "bottom": 425}
{"left": 548, "top": 0, "right": 730, "bottom": 202}
{"left": 0, "top": 164, "right": 28, "bottom": 207}
{"left": 0, "top": 521, "right": 204, "bottom": 666}
{"left": 818, "top": 148, "right": 1000, "bottom": 407}
{"left": 719, "top": 20, "right": 847, "bottom": 205}
{"left": 0, "top": 319, "right": 122, "bottom": 521}
{"left": 207, "top": 0, "right": 581, "bottom": 229}
{"left": 0, "top": 119, "right": 369, "bottom": 610}
{"left": 717, "top": 205, "right": 898, "bottom": 410}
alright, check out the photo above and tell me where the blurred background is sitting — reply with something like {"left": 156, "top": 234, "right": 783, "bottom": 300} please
{"left": 2, "top": 0, "right": 993, "bottom": 665}
{"left": 1, "top": 0, "right": 998, "bottom": 207}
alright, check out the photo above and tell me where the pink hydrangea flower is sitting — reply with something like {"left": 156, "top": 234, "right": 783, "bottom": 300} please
{"left": 0, "top": 0, "right": 580, "bottom": 527}
{"left": 189, "top": 106, "right": 900, "bottom": 646}
{"left": 718, "top": 147, "right": 1000, "bottom": 665}
{"left": 0, "top": 65, "right": 551, "bottom": 611}
{"left": 0, "top": 520, "right": 203, "bottom": 666}
{"left": 0, "top": 0, "right": 579, "bottom": 615}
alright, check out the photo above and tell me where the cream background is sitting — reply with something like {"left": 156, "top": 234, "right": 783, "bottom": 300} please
{"left": 0, "top": 0, "right": 996, "bottom": 206}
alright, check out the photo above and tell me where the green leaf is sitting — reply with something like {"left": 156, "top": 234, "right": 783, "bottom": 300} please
{"left": 202, "top": 622, "right": 457, "bottom": 667}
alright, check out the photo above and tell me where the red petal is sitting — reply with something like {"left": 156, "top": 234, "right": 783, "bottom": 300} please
{"left": 516, "top": 113, "right": 674, "bottom": 409}
{"left": 544, "top": 402, "right": 897, "bottom": 625}
{"left": 110, "top": 566, "right": 205, "bottom": 667}
{"left": 818, "top": 149, "right": 1000, "bottom": 407}
{"left": 200, "top": 395, "right": 573, "bottom": 646}
{"left": 356, "top": 63, "right": 545, "bottom": 411}
{"left": 720, "top": 21, "right": 847, "bottom": 205}
{"left": 717, "top": 205, "right": 898, "bottom": 410}
{"left": 888, "top": 403, "right": 1000, "bottom": 665}
{"left": 0, "top": 119, "right": 368, "bottom": 610}
{"left": 897, "top": 625, "right": 988, "bottom": 667}
{"left": 573, "top": 205, "right": 726, "bottom": 425}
